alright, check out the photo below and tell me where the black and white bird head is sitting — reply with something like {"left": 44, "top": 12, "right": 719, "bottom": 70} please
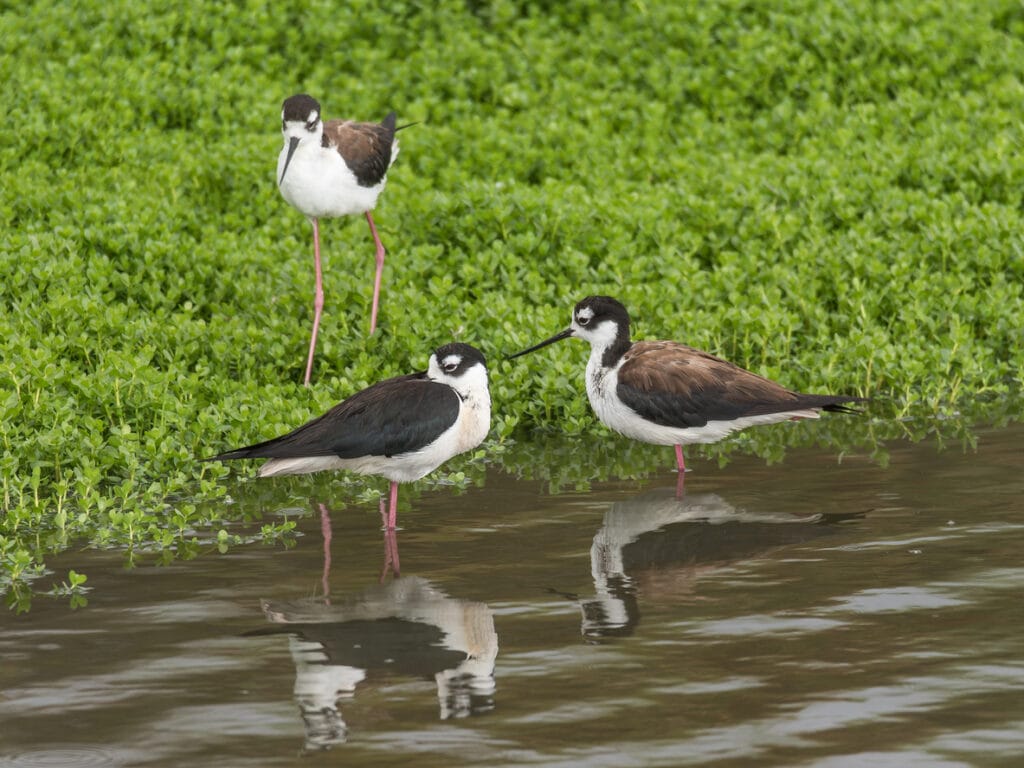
{"left": 427, "top": 343, "right": 489, "bottom": 400}
{"left": 279, "top": 93, "right": 323, "bottom": 184}
{"left": 567, "top": 296, "right": 631, "bottom": 348}
{"left": 508, "top": 296, "right": 632, "bottom": 360}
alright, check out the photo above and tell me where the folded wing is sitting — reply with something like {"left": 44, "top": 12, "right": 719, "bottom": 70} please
{"left": 210, "top": 374, "right": 461, "bottom": 461}
{"left": 324, "top": 113, "right": 397, "bottom": 188}
{"left": 617, "top": 341, "right": 863, "bottom": 428}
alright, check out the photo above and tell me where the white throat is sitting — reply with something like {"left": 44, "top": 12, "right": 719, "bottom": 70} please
{"left": 574, "top": 318, "right": 622, "bottom": 364}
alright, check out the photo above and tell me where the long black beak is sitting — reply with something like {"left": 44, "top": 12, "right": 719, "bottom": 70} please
{"left": 279, "top": 136, "right": 300, "bottom": 185}
{"left": 507, "top": 328, "right": 574, "bottom": 360}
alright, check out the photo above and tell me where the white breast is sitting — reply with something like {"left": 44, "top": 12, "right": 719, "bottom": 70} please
{"left": 277, "top": 142, "right": 391, "bottom": 219}
{"left": 585, "top": 352, "right": 659, "bottom": 441}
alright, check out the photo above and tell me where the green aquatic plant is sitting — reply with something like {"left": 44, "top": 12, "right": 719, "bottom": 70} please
{"left": 2, "top": 0, "right": 1023, "bottom": 603}
{"left": 49, "top": 569, "right": 89, "bottom": 610}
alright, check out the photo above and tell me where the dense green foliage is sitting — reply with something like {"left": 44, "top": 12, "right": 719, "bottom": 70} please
{"left": 2, "top": 0, "right": 1022, "bottom": 603}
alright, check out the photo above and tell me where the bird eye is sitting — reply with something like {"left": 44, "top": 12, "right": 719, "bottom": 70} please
{"left": 577, "top": 315, "right": 591, "bottom": 326}
{"left": 305, "top": 119, "right": 317, "bottom": 132}
{"left": 444, "top": 362, "right": 458, "bottom": 372}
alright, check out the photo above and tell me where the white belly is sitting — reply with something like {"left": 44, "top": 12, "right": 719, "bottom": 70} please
{"left": 277, "top": 145, "right": 387, "bottom": 219}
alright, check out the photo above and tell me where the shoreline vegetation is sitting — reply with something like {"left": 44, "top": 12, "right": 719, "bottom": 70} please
{"left": 2, "top": 0, "right": 1022, "bottom": 606}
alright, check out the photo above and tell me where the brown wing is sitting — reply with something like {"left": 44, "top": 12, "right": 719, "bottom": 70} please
{"left": 617, "top": 341, "right": 859, "bottom": 427}
{"left": 322, "top": 112, "right": 397, "bottom": 187}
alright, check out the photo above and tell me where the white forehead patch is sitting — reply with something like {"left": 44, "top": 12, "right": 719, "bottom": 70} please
{"left": 442, "top": 354, "right": 463, "bottom": 369}
{"left": 577, "top": 306, "right": 594, "bottom": 322}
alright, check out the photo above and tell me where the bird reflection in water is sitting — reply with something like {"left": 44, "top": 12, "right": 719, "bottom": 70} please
{"left": 255, "top": 577, "right": 498, "bottom": 750}
{"left": 582, "top": 487, "right": 860, "bottom": 639}
{"left": 314, "top": 501, "right": 400, "bottom": 599}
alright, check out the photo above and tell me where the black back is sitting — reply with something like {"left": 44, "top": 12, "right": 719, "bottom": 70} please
{"left": 210, "top": 373, "right": 461, "bottom": 461}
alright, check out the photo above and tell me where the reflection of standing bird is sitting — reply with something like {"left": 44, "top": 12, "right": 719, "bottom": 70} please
{"left": 510, "top": 296, "right": 866, "bottom": 474}
{"left": 206, "top": 343, "right": 490, "bottom": 529}
{"left": 257, "top": 577, "right": 498, "bottom": 749}
{"left": 583, "top": 488, "right": 857, "bottom": 638}
{"left": 277, "top": 93, "right": 403, "bottom": 385}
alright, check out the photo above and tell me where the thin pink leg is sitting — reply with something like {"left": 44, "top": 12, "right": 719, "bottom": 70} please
{"left": 365, "top": 211, "right": 386, "bottom": 335}
{"left": 675, "top": 444, "right": 686, "bottom": 472}
{"left": 318, "top": 503, "right": 332, "bottom": 603}
{"left": 379, "top": 485, "right": 400, "bottom": 582}
{"left": 384, "top": 481, "right": 399, "bottom": 530}
{"left": 303, "top": 218, "right": 325, "bottom": 387}
{"left": 674, "top": 445, "right": 687, "bottom": 498}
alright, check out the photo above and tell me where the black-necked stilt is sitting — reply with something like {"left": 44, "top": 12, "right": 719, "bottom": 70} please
{"left": 509, "top": 296, "right": 865, "bottom": 476}
{"left": 277, "top": 93, "right": 404, "bottom": 385}
{"left": 208, "top": 343, "right": 490, "bottom": 529}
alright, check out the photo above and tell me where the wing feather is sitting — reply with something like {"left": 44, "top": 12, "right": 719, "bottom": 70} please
{"left": 210, "top": 374, "right": 460, "bottom": 460}
{"left": 322, "top": 112, "right": 397, "bottom": 187}
{"left": 617, "top": 341, "right": 862, "bottom": 427}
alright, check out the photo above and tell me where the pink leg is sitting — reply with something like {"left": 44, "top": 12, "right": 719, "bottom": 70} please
{"left": 303, "top": 218, "right": 325, "bottom": 387}
{"left": 674, "top": 445, "right": 687, "bottom": 498}
{"left": 383, "top": 481, "right": 399, "bottom": 530}
{"left": 365, "top": 212, "right": 386, "bottom": 335}
{"left": 318, "top": 503, "right": 332, "bottom": 603}
{"left": 675, "top": 444, "right": 686, "bottom": 472}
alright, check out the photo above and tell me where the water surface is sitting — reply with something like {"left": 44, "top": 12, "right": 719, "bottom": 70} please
{"left": 2, "top": 424, "right": 1022, "bottom": 766}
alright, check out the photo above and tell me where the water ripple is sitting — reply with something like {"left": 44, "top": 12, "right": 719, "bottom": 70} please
{"left": 0, "top": 747, "right": 115, "bottom": 767}
{"left": 824, "top": 586, "right": 967, "bottom": 614}
{"left": 682, "top": 614, "right": 846, "bottom": 637}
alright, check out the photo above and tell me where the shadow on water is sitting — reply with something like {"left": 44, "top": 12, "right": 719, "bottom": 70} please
{"left": 1, "top": 414, "right": 1023, "bottom": 765}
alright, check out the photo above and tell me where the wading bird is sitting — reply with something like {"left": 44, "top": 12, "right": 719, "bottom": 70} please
{"left": 509, "top": 296, "right": 865, "bottom": 477}
{"left": 277, "top": 93, "right": 404, "bottom": 385}
{"left": 208, "top": 343, "right": 490, "bottom": 529}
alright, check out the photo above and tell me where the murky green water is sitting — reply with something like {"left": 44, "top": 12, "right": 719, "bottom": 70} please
{"left": 2, "top": 424, "right": 1022, "bottom": 766}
